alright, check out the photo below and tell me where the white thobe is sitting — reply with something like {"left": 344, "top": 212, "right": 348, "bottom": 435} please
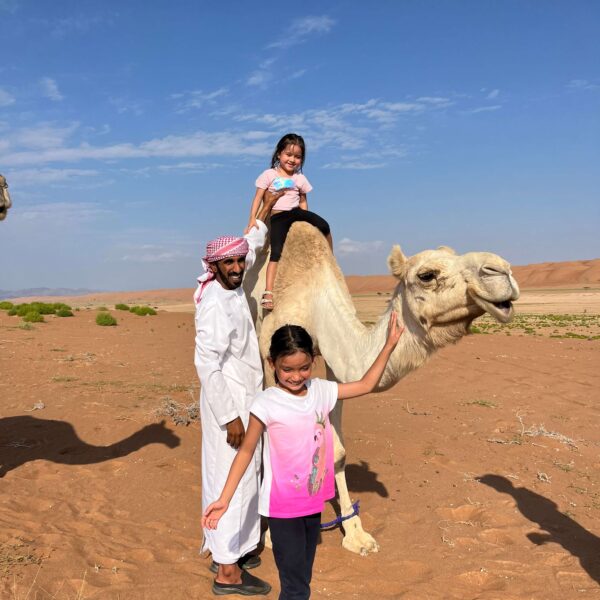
{"left": 194, "top": 221, "right": 267, "bottom": 564}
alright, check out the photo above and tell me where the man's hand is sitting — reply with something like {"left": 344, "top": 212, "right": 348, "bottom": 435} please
{"left": 225, "top": 417, "right": 245, "bottom": 449}
{"left": 255, "top": 189, "right": 285, "bottom": 222}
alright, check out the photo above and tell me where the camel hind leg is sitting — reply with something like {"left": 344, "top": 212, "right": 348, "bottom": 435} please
{"left": 330, "top": 393, "right": 380, "bottom": 555}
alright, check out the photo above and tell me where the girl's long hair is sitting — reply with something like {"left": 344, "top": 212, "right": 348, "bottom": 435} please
{"left": 271, "top": 133, "right": 306, "bottom": 172}
{"left": 269, "top": 324, "right": 315, "bottom": 382}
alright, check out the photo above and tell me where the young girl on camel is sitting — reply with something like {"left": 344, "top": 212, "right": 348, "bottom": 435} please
{"left": 202, "top": 312, "right": 404, "bottom": 599}
{"left": 245, "top": 133, "right": 332, "bottom": 310}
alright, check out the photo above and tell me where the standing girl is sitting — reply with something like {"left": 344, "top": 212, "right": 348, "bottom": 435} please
{"left": 246, "top": 133, "right": 332, "bottom": 310}
{"left": 203, "top": 313, "right": 404, "bottom": 599}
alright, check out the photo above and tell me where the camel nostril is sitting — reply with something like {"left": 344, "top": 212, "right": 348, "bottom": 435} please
{"left": 481, "top": 264, "right": 507, "bottom": 277}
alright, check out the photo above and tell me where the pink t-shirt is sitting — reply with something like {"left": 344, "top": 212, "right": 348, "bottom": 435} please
{"left": 250, "top": 378, "right": 338, "bottom": 518}
{"left": 255, "top": 168, "right": 313, "bottom": 212}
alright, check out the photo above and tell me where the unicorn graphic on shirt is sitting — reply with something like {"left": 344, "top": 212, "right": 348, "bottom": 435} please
{"left": 307, "top": 412, "right": 327, "bottom": 496}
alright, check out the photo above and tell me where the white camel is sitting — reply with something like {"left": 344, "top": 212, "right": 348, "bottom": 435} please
{"left": 244, "top": 222, "right": 519, "bottom": 555}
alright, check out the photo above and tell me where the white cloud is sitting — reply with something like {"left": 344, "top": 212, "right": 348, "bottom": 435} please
{"left": 486, "top": 89, "right": 500, "bottom": 99}
{"left": 50, "top": 14, "right": 107, "bottom": 37}
{"left": 322, "top": 161, "right": 386, "bottom": 170}
{"left": 567, "top": 79, "right": 599, "bottom": 91}
{"left": 466, "top": 105, "right": 502, "bottom": 114}
{"left": 15, "top": 201, "right": 111, "bottom": 223}
{"left": 267, "top": 15, "right": 335, "bottom": 49}
{"left": 109, "top": 97, "right": 144, "bottom": 116}
{"left": 171, "top": 88, "right": 228, "bottom": 112}
{"left": 40, "top": 77, "right": 64, "bottom": 101}
{"left": 247, "top": 70, "right": 273, "bottom": 88}
{"left": 0, "top": 129, "right": 272, "bottom": 167}
{"left": 120, "top": 249, "right": 192, "bottom": 263}
{"left": 8, "top": 168, "right": 99, "bottom": 186}
{"left": 12, "top": 122, "right": 79, "bottom": 150}
{"left": 337, "top": 238, "right": 385, "bottom": 256}
{"left": 0, "top": 87, "right": 15, "bottom": 107}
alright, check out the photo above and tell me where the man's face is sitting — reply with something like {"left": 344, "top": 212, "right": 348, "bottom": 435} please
{"left": 209, "top": 255, "right": 246, "bottom": 290}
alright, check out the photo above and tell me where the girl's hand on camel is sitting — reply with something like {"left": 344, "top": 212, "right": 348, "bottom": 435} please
{"left": 385, "top": 311, "right": 404, "bottom": 348}
{"left": 202, "top": 500, "right": 229, "bottom": 530}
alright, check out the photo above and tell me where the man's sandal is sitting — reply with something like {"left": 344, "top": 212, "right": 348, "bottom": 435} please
{"left": 260, "top": 291, "right": 274, "bottom": 310}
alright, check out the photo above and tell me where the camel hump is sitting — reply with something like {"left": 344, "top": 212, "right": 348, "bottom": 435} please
{"left": 279, "top": 221, "right": 332, "bottom": 272}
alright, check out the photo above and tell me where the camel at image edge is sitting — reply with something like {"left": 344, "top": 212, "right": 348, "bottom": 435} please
{"left": 244, "top": 222, "right": 520, "bottom": 555}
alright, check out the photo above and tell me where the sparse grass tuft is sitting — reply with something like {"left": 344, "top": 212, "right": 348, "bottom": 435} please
{"left": 96, "top": 312, "right": 117, "bottom": 326}
{"left": 0, "top": 538, "right": 42, "bottom": 576}
{"left": 130, "top": 305, "right": 157, "bottom": 316}
{"left": 115, "top": 303, "right": 130, "bottom": 311}
{"left": 56, "top": 308, "right": 74, "bottom": 317}
{"left": 155, "top": 396, "right": 199, "bottom": 426}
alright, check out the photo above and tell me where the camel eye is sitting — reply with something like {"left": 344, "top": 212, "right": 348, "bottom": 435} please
{"left": 417, "top": 271, "right": 436, "bottom": 282}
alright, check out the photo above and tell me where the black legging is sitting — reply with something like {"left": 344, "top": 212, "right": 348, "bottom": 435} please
{"left": 270, "top": 208, "right": 330, "bottom": 262}
{"left": 268, "top": 513, "right": 321, "bottom": 600}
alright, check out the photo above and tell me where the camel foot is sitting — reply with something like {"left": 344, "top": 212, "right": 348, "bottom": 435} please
{"left": 341, "top": 519, "right": 380, "bottom": 555}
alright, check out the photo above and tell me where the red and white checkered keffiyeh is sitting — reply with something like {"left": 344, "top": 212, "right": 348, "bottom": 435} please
{"left": 194, "top": 235, "right": 249, "bottom": 304}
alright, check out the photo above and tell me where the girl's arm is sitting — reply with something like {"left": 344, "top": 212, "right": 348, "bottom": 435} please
{"left": 337, "top": 312, "right": 404, "bottom": 400}
{"left": 299, "top": 192, "right": 308, "bottom": 210}
{"left": 202, "top": 414, "right": 265, "bottom": 529}
{"left": 245, "top": 188, "right": 266, "bottom": 233}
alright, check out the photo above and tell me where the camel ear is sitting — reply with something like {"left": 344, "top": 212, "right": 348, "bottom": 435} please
{"left": 437, "top": 245, "right": 456, "bottom": 255}
{"left": 387, "top": 245, "right": 407, "bottom": 278}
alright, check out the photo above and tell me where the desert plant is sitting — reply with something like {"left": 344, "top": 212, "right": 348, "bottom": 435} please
{"left": 7, "top": 308, "right": 17, "bottom": 316}
{"left": 129, "top": 305, "right": 157, "bottom": 316}
{"left": 115, "top": 303, "right": 130, "bottom": 311}
{"left": 56, "top": 308, "right": 74, "bottom": 317}
{"left": 0, "top": 301, "right": 14, "bottom": 310}
{"left": 23, "top": 310, "right": 44, "bottom": 323}
{"left": 96, "top": 312, "right": 117, "bottom": 326}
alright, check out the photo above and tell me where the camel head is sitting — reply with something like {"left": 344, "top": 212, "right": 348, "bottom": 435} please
{"left": 388, "top": 245, "right": 519, "bottom": 346}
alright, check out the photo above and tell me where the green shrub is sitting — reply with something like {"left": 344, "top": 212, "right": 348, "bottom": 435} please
{"left": 23, "top": 310, "right": 44, "bottom": 323}
{"left": 56, "top": 308, "right": 74, "bottom": 317}
{"left": 96, "top": 312, "right": 117, "bottom": 326}
{"left": 129, "top": 305, "right": 157, "bottom": 316}
{"left": 115, "top": 303, "right": 130, "bottom": 311}
{"left": 52, "top": 302, "right": 72, "bottom": 311}
{"left": 7, "top": 308, "right": 17, "bottom": 316}
{"left": 0, "top": 301, "right": 14, "bottom": 310}
{"left": 97, "top": 306, "right": 108, "bottom": 311}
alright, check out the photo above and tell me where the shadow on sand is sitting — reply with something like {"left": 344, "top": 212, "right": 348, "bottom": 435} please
{"left": 346, "top": 460, "right": 389, "bottom": 498}
{"left": 478, "top": 474, "right": 600, "bottom": 584}
{"left": 0, "top": 415, "right": 180, "bottom": 478}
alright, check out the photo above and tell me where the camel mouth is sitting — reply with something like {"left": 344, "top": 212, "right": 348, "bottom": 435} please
{"left": 472, "top": 296, "right": 514, "bottom": 323}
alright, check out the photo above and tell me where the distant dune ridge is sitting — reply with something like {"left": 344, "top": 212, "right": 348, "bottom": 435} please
{"left": 2, "top": 258, "right": 598, "bottom": 305}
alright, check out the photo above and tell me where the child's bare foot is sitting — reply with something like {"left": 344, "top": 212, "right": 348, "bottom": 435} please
{"left": 260, "top": 291, "right": 274, "bottom": 310}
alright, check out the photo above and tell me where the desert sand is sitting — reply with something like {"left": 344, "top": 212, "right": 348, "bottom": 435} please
{"left": 1, "top": 258, "right": 599, "bottom": 599}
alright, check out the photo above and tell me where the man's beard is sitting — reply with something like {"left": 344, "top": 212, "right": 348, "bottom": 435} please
{"left": 215, "top": 263, "right": 244, "bottom": 290}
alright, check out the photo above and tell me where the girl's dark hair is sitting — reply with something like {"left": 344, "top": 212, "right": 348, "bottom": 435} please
{"left": 269, "top": 324, "right": 315, "bottom": 362}
{"left": 270, "top": 133, "right": 306, "bottom": 172}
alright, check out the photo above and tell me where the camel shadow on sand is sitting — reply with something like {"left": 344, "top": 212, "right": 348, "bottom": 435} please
{"left": 346, "top": 460, "right": 389, "bottom": 498}
{"left": 478, "top": 474, "right": 600, "bottom": 584}
{"left": 0, "top": 415, "right": 180, "bottom": 478}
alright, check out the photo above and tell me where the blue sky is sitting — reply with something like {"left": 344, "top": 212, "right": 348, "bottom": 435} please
{"left": 0, "top": 0, "right": 598, "bottom": 291}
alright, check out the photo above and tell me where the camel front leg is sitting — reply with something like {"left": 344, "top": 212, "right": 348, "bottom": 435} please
{"left": 331, "top": 402, "right": 380, "bottom": 555}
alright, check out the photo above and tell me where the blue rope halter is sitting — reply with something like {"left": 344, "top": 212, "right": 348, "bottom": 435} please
{"left": 320, "top": 501, "right": 360, "bottom": 529}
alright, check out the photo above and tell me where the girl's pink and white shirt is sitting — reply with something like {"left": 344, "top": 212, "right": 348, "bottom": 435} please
{"left": 255, "top": 168, "right": 313, "bottom": 212}
{"left": 250, "top": 378, "right": 337, "bottom": 518}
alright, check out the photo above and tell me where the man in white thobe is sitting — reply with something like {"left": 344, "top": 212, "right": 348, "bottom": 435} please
{"left": 194, "top": 195, "right": 278, "bottom": 596}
